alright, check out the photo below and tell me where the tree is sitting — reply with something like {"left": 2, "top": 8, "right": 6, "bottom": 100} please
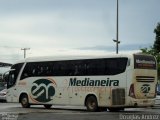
{"left": 141, "top": 23, "right": 160, "bottom": 79}
{"left": 154, "top": 23, "right": 160, "bottom": 53}
{"left": 153, "top": 23, "right": 160, "bottom": 78}
{"left": 140, "top": 47, "right": 160, "bottom": 79}
{"left": 140, "top": 46, "right": 156, "bottom": 55}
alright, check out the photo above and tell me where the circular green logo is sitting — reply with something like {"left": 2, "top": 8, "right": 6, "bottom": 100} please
{"left": 141, "top": 84, "right": 150, "bottom": 93}
{"left": 31, "top": 79, "right": 56, "bottom": 102}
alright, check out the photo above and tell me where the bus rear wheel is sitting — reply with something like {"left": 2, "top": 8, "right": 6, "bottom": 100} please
{"left": 20, "top": 94, "right": 30, "bottom": 108}
{"left": 108, "top": 107, "right": 124, "bottom": 112}
{"left": 86, "top": 96, "right": 98, "bottom": 112}
{"left": 44, "top": 105, "right": 52, "bottom": 109}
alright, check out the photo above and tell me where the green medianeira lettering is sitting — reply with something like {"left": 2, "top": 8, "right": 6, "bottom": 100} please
{"left": 69, "top": 78, "right": 119, "bottom": 86}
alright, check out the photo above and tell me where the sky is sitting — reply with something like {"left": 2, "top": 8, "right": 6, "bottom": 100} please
{"left": 0, "top": 0, "right": 160, "bottom": 64}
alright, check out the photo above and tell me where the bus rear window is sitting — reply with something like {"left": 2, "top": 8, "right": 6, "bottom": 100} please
{"left": 134, "top": 54, "right": 156, "bottom": 69}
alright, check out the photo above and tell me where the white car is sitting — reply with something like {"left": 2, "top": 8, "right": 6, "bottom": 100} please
{"left": 0, "top": 88, "right": 7, "bottom": 102}
{"left": 155, "top": 95, "right": 160, "bottom": 105}
{"left": 155, "top": 84, "right": 160, "bottom": 105}
{"left": 0, "top": 83, "right": 7, "bottom": 102}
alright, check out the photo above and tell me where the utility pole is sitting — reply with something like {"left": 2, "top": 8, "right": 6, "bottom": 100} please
{"left": 113, "top": 0, "right": 120, "bottom": 54}
{"left": 21, "top": 48, "right": 30, "bottom": 58}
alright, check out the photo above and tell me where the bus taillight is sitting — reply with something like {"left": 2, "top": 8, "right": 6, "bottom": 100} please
{"left": 129, "top": 84, "right": 136, "bottom": 98}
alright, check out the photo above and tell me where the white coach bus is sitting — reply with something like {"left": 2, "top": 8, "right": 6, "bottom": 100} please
{"left": 5, "top": 53, "right": 157, "bottom": 112}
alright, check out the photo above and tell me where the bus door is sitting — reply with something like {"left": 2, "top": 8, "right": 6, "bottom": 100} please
{"left": 68, "top": 86, "right": 83, "bottom": 105}
{"left": 68, "top": 78, "right": 83, "bottom": 105}
{"left": 54, "top": 78, "right": 70, "bottom": 105}
{"left": 6, "top": 70, "right": 18, "bottom": 102}
{"left": 6, "top": 63, "right": 24, "bottom": 102}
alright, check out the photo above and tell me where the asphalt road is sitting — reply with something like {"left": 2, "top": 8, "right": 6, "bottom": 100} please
{"left": 0, "top": 103, "right": 160, "bottom": 120}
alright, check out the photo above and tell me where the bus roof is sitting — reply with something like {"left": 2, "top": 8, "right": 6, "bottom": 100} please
{"left": 15, "top": 54, "right": 135, "bottom": 64}
{"left": 13, "top": 53, "right": 156, "bottom": 64}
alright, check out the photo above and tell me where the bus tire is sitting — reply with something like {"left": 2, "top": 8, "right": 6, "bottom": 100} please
{"left": 20, "top": 94, "right": 30, "bottom": 108}
{"left": 108, "top": 107, "right": 124, "bottom": 112}
{"left": 44, "top": 105, "right": 52, "bottom": 109}
{"left": 86, "top": 96, "right": 98, "bottom": 112}
{"left": 98, "top": 107, "right": 107, "bottom": 112}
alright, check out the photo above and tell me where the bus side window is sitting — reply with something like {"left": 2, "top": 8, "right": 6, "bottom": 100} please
{"left": 97, "top": 59, "right": 105, "bottom": 75}
{"left": 78, "top": 64, "right": 84, "bottom": 76}
{"left": 104, "top": 58, "right": 128, "bottom": 75}
{"left": 45, "top": 62, "right": 52, "bottom": 76}
{"left": 32, "top": 68, "right": 36, "bottom": 76}
{"left": 53, "top": 61, "right": 61, "bottom": 76}
{"left": 74, "top": 65, "right": 79, "bottom": 75}
{"left": 73, "top": 60, "right": 83, "bottom": 76}
{"left": 67, "top": 61, "right": 74, "bottom": 76}
{"left": 51, "top": 63, "right": 55, "bottom": 76}
{"left": 20, "top": 63, "right": 33, "bottom": 79}
{"left": 86, "top": 59, "right": 96, "bottom": 75}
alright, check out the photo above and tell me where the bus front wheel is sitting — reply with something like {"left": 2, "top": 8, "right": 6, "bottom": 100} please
{"left": 20, "top": 94, "right": 30, "bottom": 108}
{"left": 86, "top": 96, "right": 98, "bottom": 112}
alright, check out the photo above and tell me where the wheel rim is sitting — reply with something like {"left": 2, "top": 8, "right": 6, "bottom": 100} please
{"left": 22, "top": 97, "right": 28, "bottom": 105}
{"left": 88, "top": 100, "right": 96, "bottom": 109}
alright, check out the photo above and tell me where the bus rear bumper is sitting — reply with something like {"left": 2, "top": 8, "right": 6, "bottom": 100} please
{"left": 129, "top": 98, "right": 155, "bottom": 107}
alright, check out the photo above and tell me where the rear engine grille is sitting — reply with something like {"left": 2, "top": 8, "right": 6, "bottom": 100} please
{"left": 136, "top": 76, "right": 155, "bottom": 82}
{"left": 112, "top": 88, "right": 125, "bottom": 105}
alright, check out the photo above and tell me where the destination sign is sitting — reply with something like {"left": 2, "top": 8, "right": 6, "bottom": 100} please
{"left": 134, "top": 54, "right": 156, "bottom": 69}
